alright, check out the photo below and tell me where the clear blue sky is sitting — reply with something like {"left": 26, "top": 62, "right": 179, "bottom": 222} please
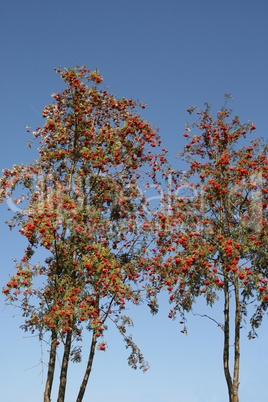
{"left": 1, "top": 1, "right": 268, "bottom": 401}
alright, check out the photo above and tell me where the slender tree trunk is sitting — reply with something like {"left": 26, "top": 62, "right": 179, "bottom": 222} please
{"left": 232, "top": 278, "right": 240, "bottom": 402}
{"left": 57, "top": 330, "right": 72, "bottom": 402}
{"left": 223, "top": 280, "right": 233, "bottom": 402}
{"left": 76, "top": 330, "right": 98, "bottom": 402}
{"left": 44, "top": 329, "right": 57, "bottom": 402}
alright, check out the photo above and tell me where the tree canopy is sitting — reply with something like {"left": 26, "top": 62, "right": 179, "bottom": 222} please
{"left": 0, "top": 66, "right": 173, "bottom": 402}
{"left": 155, "top": 99, "right": 268, "bottom": 401}
{"left": 1, "top": 68, "right": 267, "bottom": 402}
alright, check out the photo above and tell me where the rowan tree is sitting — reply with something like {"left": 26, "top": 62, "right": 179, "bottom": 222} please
{"left": 0, "top": 66, "right": 171, "bottom": 402}
{"left": 153, "top": 98, "right": 268, "bottom": 402}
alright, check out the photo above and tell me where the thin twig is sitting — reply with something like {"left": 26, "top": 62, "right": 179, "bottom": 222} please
{"left": 192, "top": 311, "right": 224, "bottom": 331}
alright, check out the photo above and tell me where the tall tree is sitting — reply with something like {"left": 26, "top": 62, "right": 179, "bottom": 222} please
{"left": 0, "top": 66, "right": 171, "bottom": 402}
{"left": 153, "top": 99, "right": 268, "bottom": 402}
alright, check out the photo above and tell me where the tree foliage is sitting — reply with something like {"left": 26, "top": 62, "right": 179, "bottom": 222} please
{"left": 155, "top": 98, "right": 268, "bottom": 402}
{"left": 1, "top": 68, "right": 267, "bottom": 402}
{"left": 0, "top": 66, "right": 173, "bottom": 402}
